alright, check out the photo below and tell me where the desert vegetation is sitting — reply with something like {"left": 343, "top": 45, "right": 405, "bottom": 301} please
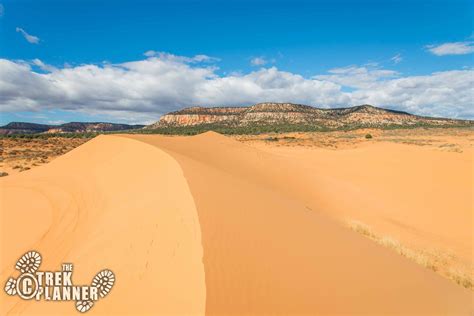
{"left": 235, "top": 127, "right": 473, "bottom": 151}
{"left": 0, "top": 137, "right": 91, "bottom": 176}
{"left": 136, "top": 122, "right": 473, "bottom": 136}
{"left": 1, "top": 132, "right": 99, "bottom": 139}
{"left": 347, "top": 219, "right": 472, "bottom": 290}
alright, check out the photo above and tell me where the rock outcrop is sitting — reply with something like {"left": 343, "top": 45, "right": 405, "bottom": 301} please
{"left": 147, "top": 103, "right": 471, "bottom": 129}
{"left": 0, "top": 122, "right": 144, "bottom": 135}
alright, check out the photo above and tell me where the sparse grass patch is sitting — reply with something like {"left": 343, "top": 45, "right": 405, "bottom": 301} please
{"left": 439, "top": 143, "right": 456, "bottom": 148}
{"left": 447, "top": 268, "right": 473, "bottom": 289}
{"left": 346, "top": 219, "right": 473, "bottom": 290}
{"left": 264, "top": 137, "right": 279, "bottom": 142}
{"left": 384, "top": 138, "right": 434, "bottom": 146}
{"left": 337, "top": 134, "right": 358, "bottom": 139}
{"left": 347, "top": 220, "right": 376, "bottom": 239}
{"left": 2, "top": 137, "right": 90, "bottom": 174}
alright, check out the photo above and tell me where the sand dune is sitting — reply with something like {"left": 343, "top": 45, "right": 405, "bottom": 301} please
{"left": 1, "top": 132, "right": 472, "bottom": 315}
{"left": 0, "top": 136, "right": 205, "bottom": 315}
{"left": 128, "top": 132, "right": 472, "bottom": 315}
{"left": 130, "top": 132, "right": 473, "bottom": 274}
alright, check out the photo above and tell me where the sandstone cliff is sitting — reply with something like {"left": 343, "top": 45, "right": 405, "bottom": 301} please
{"left": 147, "top": 103, "right": 471, "bottom": 130}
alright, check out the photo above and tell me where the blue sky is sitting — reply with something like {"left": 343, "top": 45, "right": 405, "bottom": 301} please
{"left": 0, "top": 0, "right": 473, "bottom": 124}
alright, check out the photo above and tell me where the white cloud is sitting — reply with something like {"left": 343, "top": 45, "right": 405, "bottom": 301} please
{"left": 143, "top": 50, "right": 219, "bottom": 63}
{"left": 426, "top": 41, "right": 474, "bottom": 56}
{"left": 391, "top": 53, "right": 403, "bottom": 64}
{"left": 250, "top": 57, "right": 267, "bottom": 66}
{"left": 314, "top": 65, "right": 399, "bottom": 89}
{"left": 47, "top": 120, "right": 66, "bottom": 125}
{"left": 32, "top": 59, "right": 57, "bottom": 72}
{"left": 0, "top": 54, "right": 472, "bottom": 122}
{"left": 350, "top": 70, "right": 474, "bottom": 118}
{"left": 144, "top": 50, "right": 157, "bottom": 57}
{"left": 16, "top": 27, "right": 40, "bottom": 44}
{"left": 196, "top": 67, "right": 348, "bottom": 107}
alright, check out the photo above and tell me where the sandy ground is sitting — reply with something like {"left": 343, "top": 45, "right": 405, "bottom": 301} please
{"left": 235, "top": 128, "right": 473, "bottom": 287}
{"left": 0, "top": 136, "right": 205, "bottom": 315}
{"left": 233, "top": 127, "right": 474, "bottom": 151}
{"left": 1, "top": 129, "right": 473, "bottom": 315}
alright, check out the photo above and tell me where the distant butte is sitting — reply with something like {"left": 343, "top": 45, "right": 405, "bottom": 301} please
{"left": 147, "top": 103, "right": 472, "bottom": 130}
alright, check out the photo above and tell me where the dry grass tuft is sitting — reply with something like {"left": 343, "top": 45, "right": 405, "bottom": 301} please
{"left": 447, "top": 268, "right": 473, "bottom": 289}
{"left": 346, "top": 219, "right": 473, "bottom": 290}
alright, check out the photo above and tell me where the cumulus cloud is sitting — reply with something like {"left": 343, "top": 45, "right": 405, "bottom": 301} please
{"left": 0, "top": 54, "right": 472, "bottom": 122}
{"left": 250, "top": 57, "right": 267, "bottom": 66}
{"left": 350, "top": 70, "right": 474, "bottom": 118}
{"left": 196, "top": 67, "right": 348, "bottom": 107}
{"left": 143, "top": 50, "right": 219, "bottom": 63}
{"left": 16, "top": 27, "right": 40, "bottom": 44}
{"left": 426, "top": 41, "right": 474, "bottom": 56}
{"left": 32, "top": 59, "right": 57, "bottom": 72}
{"left": 314, "top": 65, "right": 399, "bottom": 89}
{"left": 143, "top": 50, "right": 157, "bottom": 57}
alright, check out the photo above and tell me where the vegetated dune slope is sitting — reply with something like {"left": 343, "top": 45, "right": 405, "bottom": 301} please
{"left": 0, "top": 133, "right": 472, "bottom": 315}
{"left": 126, "top": 133, "right": 473, "bottom": 315}
{"left": 0, "top": 136, "right": 205, "bottom": 315}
